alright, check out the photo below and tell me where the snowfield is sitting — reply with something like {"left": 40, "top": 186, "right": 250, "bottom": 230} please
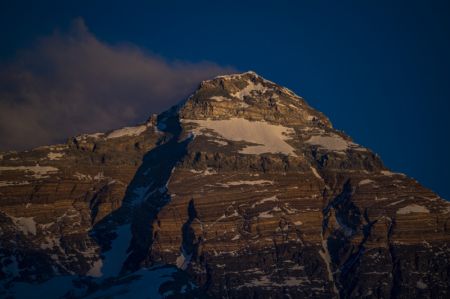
{"left": 305, "top": 135, "right": 351, "bottom": 151}
{"left": 184, "top": 118, "right": 297, "bottom": 155}
{"left": 396, "top": 204, "right": 430, "bottom": 215}
{"left": 100, "top": 224, "right": 133, "bottom": 277}
{"left": 7, "top": 266, "right": 196, "bottom": 299}
{"left": 106, "top": 124, "right": 148, "bottom": 139}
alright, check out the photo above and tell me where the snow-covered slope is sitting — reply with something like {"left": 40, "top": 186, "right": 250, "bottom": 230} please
{"left": 4, "top": 265, "right": 202, "bottom": 299}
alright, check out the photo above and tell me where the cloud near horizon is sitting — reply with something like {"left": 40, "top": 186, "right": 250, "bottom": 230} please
{"left": 0, "top": 18, "right": 235, "bottom": 151}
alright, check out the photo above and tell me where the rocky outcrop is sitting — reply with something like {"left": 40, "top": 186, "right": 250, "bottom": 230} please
{"left": 0, "top": 117, "right": 161, "bottom": 283}
{"left": 1, "top": 71, "right": 449, "bottom": 298}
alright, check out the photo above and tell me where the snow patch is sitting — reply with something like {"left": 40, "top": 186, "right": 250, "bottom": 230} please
{"left": 86, "top": 132, "right": 104, "bottom": 138}
{"left": 257, "top": 207, "right": 281, "bottom": 218}
{"left": 189, "top": 168, "right": 217, "bottom": 176}
{"left": 381, "top": 170, "right": 405, "bottom": 177}
{"left": 251, "top": 196, "right": 278, "bottom": 207}
{"left": 47, "top": 152, "right": 64, "bottom": 160}
{"left": 176, "top": 248, "right": 192, "bottom": 270}
{"left": 306, "top": 135, "right": 351, "bottom": 151}
{"left": 93, "top": 172, "right": 105, "bottom": 180}
{"left": 73, "top": 172, "right": 92, "bottom": 181}
{"left": 100, "top": 224, "right": 132, "bottom": 276}
{"left": 388, "top": 199, "right": 405, "bottom": 206}
{"left": 310, "top": 166, "right": 323, "bottom": 180}
{"left": 397, "top": 204, "right": 430, "bottom": 215}
{"left": 85, "top": 267, "right": 192, "bottom": 299}
{"left": 106, "top": 124, "right": 148, "bottom": 139}
{"left": 131, "top": 186, "right": 151, "bottom": 205}
{"left": 40, "top": 236, "right": 61, "bottom": 250}
{"left": 7, "top": 266, "right": 190, "bottom": 299}
{"left": 87, "top": 259, "right": 103, "bottom": 277}
{"left": 219, "top": 180, "right": 273, "bottom": 187}
{"left": 184, "top": 118, "right": 296, "bottom": 155}
{"left": 319, "top": 239, "right": 338, "bottom": 295}
{"left": 374, "top": 196, "right": 388, "bottom": 201}
{"left": 211, "top": 139, "right": 228, "bottom": 146}
{"left": 10, "top": 216, "right": 37, "bottom": 235}
{"left": 210, "top": 96, "right": 231, "bottom": 101}
{"left": 358, "top": 179, "right": 375, "bottom": 186}
{"left": 231, "top": 80, "right": 268, "bottom": 100}
{"left": 231, "top": 234, "right": 241, "bottom": 241}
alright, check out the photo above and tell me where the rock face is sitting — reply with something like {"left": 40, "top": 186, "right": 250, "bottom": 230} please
{"left": 0, "top": 117, "right": 163, "bottom": 294}
{"left": 1, "top": 71, "right": 449, "bottom": 298}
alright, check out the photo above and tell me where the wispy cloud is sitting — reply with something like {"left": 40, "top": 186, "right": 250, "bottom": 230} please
{"left": 0, "top": 18, "right": 235, "bottom": 150}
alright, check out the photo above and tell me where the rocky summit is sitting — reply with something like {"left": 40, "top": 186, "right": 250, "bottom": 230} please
{"left": 0, "top": 71, "right": 449, "bottom": 298}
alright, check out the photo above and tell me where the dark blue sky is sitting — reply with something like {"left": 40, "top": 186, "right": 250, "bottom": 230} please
{"left": 1, "top": 0, "right": 449, "bottom": 199}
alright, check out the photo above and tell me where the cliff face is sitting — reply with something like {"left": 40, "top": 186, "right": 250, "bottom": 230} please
{"left": 1, "top": 72, "right": 449, "bottom": 298}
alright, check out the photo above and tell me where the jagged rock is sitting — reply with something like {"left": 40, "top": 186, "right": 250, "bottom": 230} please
{"left": 1, "top": 71, "right": 449, "bottom": 298}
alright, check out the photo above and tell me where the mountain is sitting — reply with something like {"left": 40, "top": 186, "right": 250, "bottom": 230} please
{"left": 0, "top": 71, "right": 449, "bottom": 298}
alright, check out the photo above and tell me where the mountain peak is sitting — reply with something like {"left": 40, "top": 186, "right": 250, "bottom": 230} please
{"left": 180, "top": 71, "right": 332, "bottom": 128}
{"left": 213, "top": 70, "right": 260, "bottom": 80}
{"left": 2, "top": 71, "right": 450, "bottom": 298}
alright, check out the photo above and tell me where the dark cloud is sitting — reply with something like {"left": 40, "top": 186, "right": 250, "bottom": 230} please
{"left": 0, "top": 18, "right": 235, "bottom": 150}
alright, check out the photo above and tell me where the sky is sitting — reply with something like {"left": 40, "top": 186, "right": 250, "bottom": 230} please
{"left": 0, "top": 0, "right": 449, "bottom": 199}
